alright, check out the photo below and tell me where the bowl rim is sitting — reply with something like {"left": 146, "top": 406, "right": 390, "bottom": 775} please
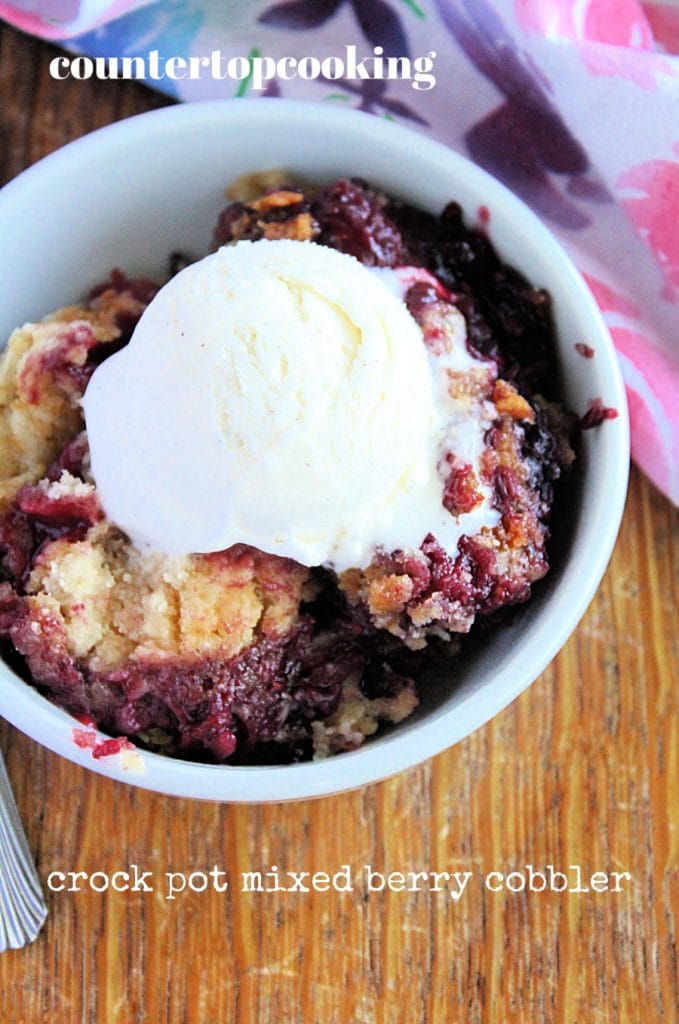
{"left": 0, "top": 98, "right": 630, "bottom": 801}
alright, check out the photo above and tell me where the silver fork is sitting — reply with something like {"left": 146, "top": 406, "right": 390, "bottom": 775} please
{"left": 0, "top": 748, "right": 47, "bottom": 951}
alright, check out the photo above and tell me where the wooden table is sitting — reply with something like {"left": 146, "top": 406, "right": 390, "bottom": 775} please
{"left": 0, "top": 23, "right": 677, "bottom": 1023}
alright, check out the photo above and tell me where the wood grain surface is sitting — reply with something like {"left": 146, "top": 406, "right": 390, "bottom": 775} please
{"left": 0, "top": 23, "right": 677, "bottom": 1024}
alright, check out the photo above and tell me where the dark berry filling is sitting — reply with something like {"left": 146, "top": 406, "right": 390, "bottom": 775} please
{"left": 311, "top": 178, "right": 406, "bottom": 267}
{"left": 0, "top": 179, "right": 578, "bottom": 764}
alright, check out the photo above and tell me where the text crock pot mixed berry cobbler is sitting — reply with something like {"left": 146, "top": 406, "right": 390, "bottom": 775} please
{"left": 0, "top": 175, "right": 575, "bottom": 764}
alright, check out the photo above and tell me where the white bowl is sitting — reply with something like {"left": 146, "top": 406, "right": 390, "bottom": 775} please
{"left": 0, "top": 100, "right": 629, "bottom": 801}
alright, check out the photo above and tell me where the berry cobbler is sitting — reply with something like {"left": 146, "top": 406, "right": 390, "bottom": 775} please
{"left": 0, "top": 174, "right": 575, "bottom": 764}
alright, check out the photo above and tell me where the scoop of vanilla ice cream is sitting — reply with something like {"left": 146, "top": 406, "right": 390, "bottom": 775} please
{"left": 84, "top": 239, "right": 466, "bottom": 569}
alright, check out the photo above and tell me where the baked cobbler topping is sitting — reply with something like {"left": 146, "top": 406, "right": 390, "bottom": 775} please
{"left": 0, "top": 176, "right": 575, "bottom": 763}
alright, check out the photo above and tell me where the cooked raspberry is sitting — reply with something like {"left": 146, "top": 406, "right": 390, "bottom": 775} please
{"left": 16, "top": 479, "right": 102, "bottom": 529}
{"left": 388, "top": 550, "right": 431, "bottom": 603}
{"left": 313, "top": 179, "right": 406, "bottom": 267}
{"left": 72, "top": 728, "right": 97, "bottom": 749}
{"left": 421, "top": 535, "right": 459, "bottom": 595}
{"left": 443, "top": 463, "right": 484, "bottom": 515}
{"left": 91, "top": 737, "right": 135, "bottom": 759}
{"left": 494, "top": 466, "right": 523, "bottom": 512}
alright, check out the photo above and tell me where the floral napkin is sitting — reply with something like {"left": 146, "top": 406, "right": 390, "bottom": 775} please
{"left": 2, "top": 0, "right": 678, "bottom": 504}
